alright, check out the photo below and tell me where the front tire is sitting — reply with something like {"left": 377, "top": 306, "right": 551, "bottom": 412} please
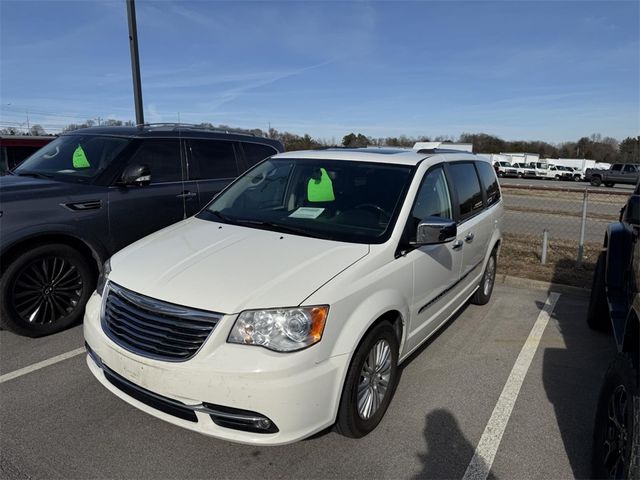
{"left": 471, "top": 249, "right": 497, "bottom": 305}
{"left": 592, "top": 354, "right": 639, "bottom": 480}
{"left": 592, "top": 176, "right": 603, "bottom": 187}
{"left": 336, "top": 322, "right": 399, "bottom": 438}
{"left": 587, "top": 251, "right": 611, "bottom": 332}
{"left": 0, "top": 244, "right": 96, "bottom": 337}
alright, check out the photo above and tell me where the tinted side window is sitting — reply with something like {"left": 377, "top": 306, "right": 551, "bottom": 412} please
{"left": 244, "top": 142, "right": 278, "bottom": 167}
{"left": 190, "top": 140, "right": 238, "bottom": 180}
{"left": 476, "top": 161, "right": 501, "bottom": 206}
{"left": 623, "top": 164, "right": 636, "bottom": 173}
{"left": 612, "top": 164, "right": 622, "bottom": 171}
{"left": 129, "top": 139, "right": 182, "bottom": 183}
{"left": 448, "top": 162, "right": 484, "bottom": 220}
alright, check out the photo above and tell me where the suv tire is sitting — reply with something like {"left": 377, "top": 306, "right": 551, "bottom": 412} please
{"left": 592, "top": 353, "right": 639, "bottom": 480}
{"left": 471, "top": 249, "right": 497, "bottom": 305}
{"left": 0, "top": 244, "right": 96, "bottom": 337}
{"left": 591, "top": 176, "right": 603, "bottom": 187}
{"left": 587, "top": 251, "right": 611, "bottom": 332}
{"left": 336, "top": 322, "right": 399, "bottom": 438}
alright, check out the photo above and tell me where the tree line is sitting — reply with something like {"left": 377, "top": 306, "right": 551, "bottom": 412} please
{"left": 2, "top": 120, "right": 637, "bottom": 164}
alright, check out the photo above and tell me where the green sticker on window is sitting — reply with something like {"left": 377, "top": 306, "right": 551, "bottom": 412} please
{"left": 72, "top": 145, "right": 90, "bottom": 169}
{"left": 307, "top": 168, "right": 335, "bottom": 202}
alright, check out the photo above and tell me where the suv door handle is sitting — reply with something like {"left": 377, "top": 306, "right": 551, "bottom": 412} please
{"left": 465, "top": 233, "right": 474, "bottom": 243}
{"left": 452, "top": 240, "right": 463, "bottom": 250}
{"left": 176, "top": 191, "right": 197, "bottom": 199}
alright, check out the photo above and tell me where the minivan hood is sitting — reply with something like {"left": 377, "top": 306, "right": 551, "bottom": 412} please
{"left": 109, "top": 217, "right": 369, "bottom": 314}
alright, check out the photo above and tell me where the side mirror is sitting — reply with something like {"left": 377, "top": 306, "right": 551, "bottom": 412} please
{"left": 622, "top": 195, "right": 640, "bottom": 226}
{"left": 414, "top": 217, "right": 457, "bottom": 246}
{"left": 121, "top": 164, "right": 151, "bottom": 186}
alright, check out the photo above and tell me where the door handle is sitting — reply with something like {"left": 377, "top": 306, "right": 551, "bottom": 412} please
{"left": 465, "top": 233, "right": 474, "bottom": 243}
{"left": 452, "top": 240, "right": 463, "bottom": 250}
{"left": 176, "top": 191, "right": 197, "bottom": 199}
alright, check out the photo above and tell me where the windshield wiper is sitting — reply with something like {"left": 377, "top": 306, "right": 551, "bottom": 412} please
{"left": 235, "top": 219, "right": 325, "bottom": 239}
{"left": 209, "top": 210, "right": 238, "bottom": 224}
{"left": 14, "top": 171, "right": 53, "bottom": 179}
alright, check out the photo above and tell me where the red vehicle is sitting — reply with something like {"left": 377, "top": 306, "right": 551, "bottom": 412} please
{"left": 0, "top": 135, "right": 55, "bottom": 174}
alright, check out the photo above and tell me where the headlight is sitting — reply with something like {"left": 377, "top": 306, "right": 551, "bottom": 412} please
{"left": 228, "top": 306, "right": 328, "bottom": 352}
{"left": 96, "top": 259, "right": 111, "bottom": 296}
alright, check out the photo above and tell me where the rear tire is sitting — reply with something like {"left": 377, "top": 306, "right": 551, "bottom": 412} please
{"left": 592, "top": 353, "right": 639, "bottom": 480}
{"left": 591, "top": 176, "right": 603, "bottom": 187}
{"left": 336, "top": 322, "right": 399, "bottom": 438}
{"left": 471, "top": 249, "right": 497, "bottom": 305}
{"left": 587, "top": 251, "right": 611, "bottom": 332}
{"left": 0, "top": 244, "right": 96, "bottom": 337}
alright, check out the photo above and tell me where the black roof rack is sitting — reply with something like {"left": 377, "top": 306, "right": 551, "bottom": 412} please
{"left": 137, "top": 123, "right": 257, "bottom": 137}
{"left": 416, "top": 148, "right": 473, "bottom": 154}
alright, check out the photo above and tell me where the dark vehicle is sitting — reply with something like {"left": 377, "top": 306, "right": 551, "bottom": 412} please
{"left": 0, "top": 124, "right": 283, "bottom": 336}
{"left": 587, "top": 181, "right": 639, "bottom": 479}
{"left": 1, "top": 135, "right": 55, "bottom": 174}
{"left": 586, "top": 163, "right": 640, "bottom": 187}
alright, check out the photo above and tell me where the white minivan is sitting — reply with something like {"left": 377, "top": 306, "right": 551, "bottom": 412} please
{"left": 84, "top": 146, "right": 503, "bottom": 445}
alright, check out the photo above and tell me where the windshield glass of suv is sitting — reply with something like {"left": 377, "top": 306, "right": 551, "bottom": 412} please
{"left": 14, "top": 134, "right": 130, "bottom": 181}
{"left": 200, "top": 158, "right": 414, "bottom": 244}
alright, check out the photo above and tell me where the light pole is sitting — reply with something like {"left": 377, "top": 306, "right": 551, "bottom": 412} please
{"left": 126, "top": 0, "right": 144, "bottom": 125}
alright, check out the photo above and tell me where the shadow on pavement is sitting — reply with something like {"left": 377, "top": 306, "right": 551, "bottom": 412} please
{"left": 412, "top": 409, "right": 496, "bottom": 480}
{"left": 541, "top": 259, "right": 614, "bottom": 478}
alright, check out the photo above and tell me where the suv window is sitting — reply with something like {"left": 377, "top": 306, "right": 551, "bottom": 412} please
{"left": 409, "top": 167, "right": 452, "bottom": 241}
{"left": 448, "top": 162, "right": 484, "bottom": 220}
{"left": 476, "top": 161, "right": 501, "bottom": 206}
{"left": 128, "top": 139, "right": 182, "bottom": 183}
{"left": 623, "top": 164, "right": 637, "bottom": 173}
{"left": 189, "top": 140, "right": 239, "bottom": 180}
{"left": 612, "top": 164, "right": 622, "bottom": 171}
{"left": 243, "top": 142, "right": 278, "bottom": 167}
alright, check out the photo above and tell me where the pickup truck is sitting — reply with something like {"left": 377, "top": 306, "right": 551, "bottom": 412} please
{"left": 586, "top": 163, "right": 640, "bottom": 187}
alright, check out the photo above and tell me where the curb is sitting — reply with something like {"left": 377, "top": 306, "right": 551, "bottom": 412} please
{"left": 497, "top": 274, "right": 591, "bottom": 298}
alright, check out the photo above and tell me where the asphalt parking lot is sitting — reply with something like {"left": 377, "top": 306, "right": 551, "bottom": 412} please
{"left": 0, "top": 285, "right": 615, "bottom": 479}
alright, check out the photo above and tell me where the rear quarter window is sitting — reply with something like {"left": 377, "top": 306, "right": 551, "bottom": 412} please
{"left": 243, "top": 142, "right": 278, "bottom": 167}
{"left": 476, "top": 161, "right": 501, "bottom": 206}
{"left": 447, "top": 162, "right": 484, "bottom": 220}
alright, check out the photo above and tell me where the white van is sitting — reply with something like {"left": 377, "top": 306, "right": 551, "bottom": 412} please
{"left": 84, "top": 147, "right": 503, "bottom": 445}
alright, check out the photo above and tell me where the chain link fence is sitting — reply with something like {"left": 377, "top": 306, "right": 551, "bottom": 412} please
{"left": 499, "top": 184, "right": 631, "bottom": 287}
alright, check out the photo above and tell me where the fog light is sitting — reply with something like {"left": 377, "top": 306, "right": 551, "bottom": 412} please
{"left": 256, "top": 418, "right": 272, "bottom": 430}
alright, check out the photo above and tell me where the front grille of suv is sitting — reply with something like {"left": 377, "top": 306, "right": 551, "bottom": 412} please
{"left": 102, "top": 282, "right": 222, "bottom": 361}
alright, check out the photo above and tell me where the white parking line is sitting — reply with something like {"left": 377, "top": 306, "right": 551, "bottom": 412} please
{"left": 0, "top": 347, "right": 86, "bottom": 384}
{"left": 462, "top": 292, "right": 561, "bottom": 480}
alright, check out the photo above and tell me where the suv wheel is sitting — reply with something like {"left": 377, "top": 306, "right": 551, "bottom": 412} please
{"left": 336, "top": 322, "right": 399, "bottom": 438}
{"left": 587, "top": 251, "right": 611, "bottom": 332}
{"left": 592, "top": 353, "right": 639, "bottom": 480}
{"left": 0, "top": 244, "right": 96, "bottom": 337}
{"left": 591, "top": 176, "right": 603, "bottom": 187}
{"left": 471, "top": 249, "right": 497, "bottom": 305}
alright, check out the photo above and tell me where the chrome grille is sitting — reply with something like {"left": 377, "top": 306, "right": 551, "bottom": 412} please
{"left": 102, "top": 282, "right": 222, "bottom": 361}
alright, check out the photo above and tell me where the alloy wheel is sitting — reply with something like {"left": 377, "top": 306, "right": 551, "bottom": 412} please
{"left": 483, "top": 256, "right": 496, "bottom": 297}
{"left": 10, "top": 256, "right": 83, "bottom": 325}
{"left": 357, "top": 339, "right": 392, "bottom": 420}
{"left": 602, "top": 385, "right": 629, "bottom": 479}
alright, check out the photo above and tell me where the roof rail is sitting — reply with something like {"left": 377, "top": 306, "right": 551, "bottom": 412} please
{"left": 413, "top": 142, "right": 473, "bottom": 153}
{"left": 136, "top": 123, "right": 257, "bottom": 137}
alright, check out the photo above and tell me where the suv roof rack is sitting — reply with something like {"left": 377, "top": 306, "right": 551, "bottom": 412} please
{"left": 137, "top": 123, "right": 257, "bottom": 137}
{"left": 412, "top": 142, "right": 474, "bottom": 153}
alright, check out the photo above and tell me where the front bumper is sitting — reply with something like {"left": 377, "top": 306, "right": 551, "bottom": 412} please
{"left": 83, "top": 292, "right": 349, "bottom": 445}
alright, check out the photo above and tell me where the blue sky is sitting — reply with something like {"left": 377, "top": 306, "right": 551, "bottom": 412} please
{"left": 1, "top": 0, "right": 638, "bottom": 143}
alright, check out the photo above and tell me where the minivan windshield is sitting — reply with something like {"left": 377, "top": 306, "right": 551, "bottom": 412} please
{"left": 199, "top": 158, "right": 414, "bottom": 244}
{"left": 13, "top": 134, "right": 130, "bottom": 182}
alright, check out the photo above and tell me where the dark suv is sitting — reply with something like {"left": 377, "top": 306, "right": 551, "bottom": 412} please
{"left": 0, "top": 124, "right": 283, "bottom": 336}
{"left": 587, "top": 181, "right": 639, "bottom": 479}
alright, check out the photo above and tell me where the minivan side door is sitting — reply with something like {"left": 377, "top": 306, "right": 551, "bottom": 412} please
{"left": 107, "top": 138, "right": 197, "bottom": 253}
{"left": 405, "top": 165, "right": 462, "bottom": 353}
{"left": 445, "top": 161, "right": 492, "bottom": 290}
{"left": 187, "top": 139, "right": 242, "bottom": 207}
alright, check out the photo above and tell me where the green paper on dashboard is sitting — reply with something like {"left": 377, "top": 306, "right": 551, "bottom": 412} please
{"left": 72, "top": 145, "right": 90, "bottom": 169}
